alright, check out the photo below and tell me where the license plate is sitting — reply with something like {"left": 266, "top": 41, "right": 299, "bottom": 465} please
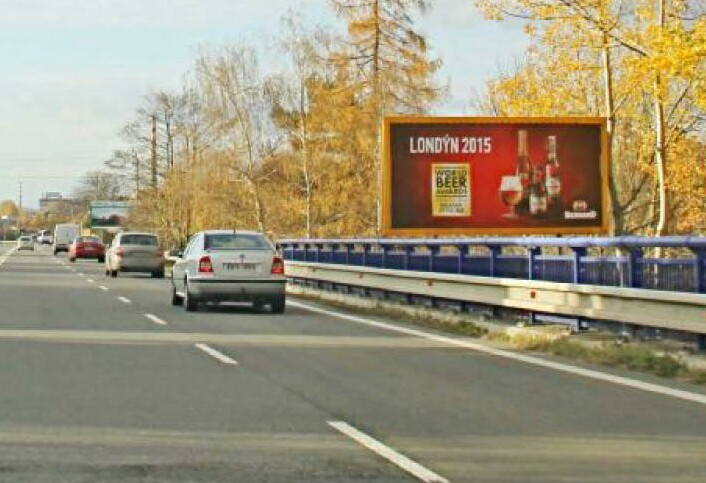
{"left": 223, "top": 262, "right": 258, "bottom": 270}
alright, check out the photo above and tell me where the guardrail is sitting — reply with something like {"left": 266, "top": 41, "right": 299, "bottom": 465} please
{"left": 285, "top": 260, "right": 706, "bottom": 340}
{"left": 280, "top": 237, "right": 706, "bottom": 348}
{"left": 279, "top": 236, "right": 706, "bottom": 294}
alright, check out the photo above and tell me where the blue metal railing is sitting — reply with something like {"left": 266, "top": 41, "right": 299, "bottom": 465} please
{"left": 278, "top": 237, "right": 706, "bottom": 294}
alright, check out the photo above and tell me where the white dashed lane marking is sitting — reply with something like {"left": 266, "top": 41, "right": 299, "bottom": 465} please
{"left": 144, "top": 314, "right": 168, "bottom": 326}
{"left": 194, "top": 344, "right": 238, "bottom": 365}
{"left": 328, "top": 421, "right": 448, "bottom": 483}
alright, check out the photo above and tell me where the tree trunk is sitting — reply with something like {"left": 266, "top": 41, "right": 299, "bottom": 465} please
{"left": 300, "top": 81, "right": 313, "bottom": 239}
{"left": 653, "top": 0, "right": 669, "bottom": 237}
{"left": 373, "top": 0, "right": 383, "bottom": 236}
{"left": 601, "top": 33, "right": 621, "bottom": 235}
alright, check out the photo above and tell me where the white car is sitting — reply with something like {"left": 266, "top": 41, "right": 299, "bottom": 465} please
{"left": 37, "top": 230, "right": 53, "bottom": 245}
{"left": 17, "top": 236, "right": 34, "bottom": 251}
{"left": 170, "top": 230, "right": 286, "bottom": 313}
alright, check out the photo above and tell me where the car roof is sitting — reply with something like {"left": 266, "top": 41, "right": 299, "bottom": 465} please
{"left": 118, "top": 232, "right": 158, "bottom": 237}
{"left": 199, "top": 230, "right": 264, "bottom": 236}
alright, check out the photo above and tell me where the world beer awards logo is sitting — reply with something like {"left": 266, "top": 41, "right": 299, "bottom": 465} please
{"left": 431, "top": 163, "right": 471, "bottom": 217}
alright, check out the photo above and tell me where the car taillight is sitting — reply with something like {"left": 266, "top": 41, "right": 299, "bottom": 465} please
{"left": 271, "top": 256, "right": 285, "bottom": 275}
{"left": 198, "top": 256, "right": 213, "bottom": 273}
{"left": 116, "top": 247, "right": 124, "bottom": 258}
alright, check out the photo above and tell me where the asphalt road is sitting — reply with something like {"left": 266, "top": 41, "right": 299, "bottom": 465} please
{"left": 1, "top": 241, "right": 706, "bottom": 482}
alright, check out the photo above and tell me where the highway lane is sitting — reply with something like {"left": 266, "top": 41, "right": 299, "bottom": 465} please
{"left": 0, "top": 248, "right": 412, "bottom": 483}
{"left": 1, "top": 246, "right": 706, "bottom": 482}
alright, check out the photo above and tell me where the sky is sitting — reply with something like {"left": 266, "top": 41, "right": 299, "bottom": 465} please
{"left": 0, "top": 0, "right": 528, "bottom": 208}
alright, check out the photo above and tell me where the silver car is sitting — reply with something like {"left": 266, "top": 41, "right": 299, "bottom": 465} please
{"left": 170, "top": 230, "right": 286, "bottom": 313}
{"left": 17, "top": 236, "right": 34, "bottom": 251}
{"left": 105, "top": 232, "right": 165, "bottom": 278}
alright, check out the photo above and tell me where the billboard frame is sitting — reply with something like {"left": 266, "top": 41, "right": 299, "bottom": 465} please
{"left": 89, "top": 200, "right": 131, "bottom": 230}
{"left": 381, "top": 116, "right": 611, "bottom": 237}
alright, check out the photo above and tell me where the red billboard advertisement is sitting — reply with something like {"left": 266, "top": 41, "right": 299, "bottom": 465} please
{"left": 382, "top": 117, "right": 610, "bottom": 236}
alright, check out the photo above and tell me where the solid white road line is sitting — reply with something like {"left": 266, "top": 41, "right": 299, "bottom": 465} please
{"left": 117, "top": 296, "right": 131, "bottom": 304}
{"left": 328, "top": 421, "right": 448, "bottom": 483}
{"left": 98, "top": 285, "right": 109, "bottom": 291}
{"left": 144, "top": 313, "right": 168, "bottom": 326}
{"left": 289, "top": 300, "right": 706, "bottom": 407}
{"left": 194, "top": 343, "right": 238, "bottom": 365}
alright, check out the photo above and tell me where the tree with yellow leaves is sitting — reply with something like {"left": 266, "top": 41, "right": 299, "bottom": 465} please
{"left": 330, "top": 0, "right": 443, "bottom": 232}
{"left": 475, "top": 0, "right": 706, "bottom": 235}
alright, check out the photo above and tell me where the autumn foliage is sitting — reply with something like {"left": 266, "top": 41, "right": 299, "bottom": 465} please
{"left": 78, "top": 0, "right": 705, "bottom": 246}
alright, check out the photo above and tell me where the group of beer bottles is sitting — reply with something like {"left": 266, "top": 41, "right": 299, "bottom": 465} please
{"left": 515, "top": 130, "right": 562, "bottom": 219}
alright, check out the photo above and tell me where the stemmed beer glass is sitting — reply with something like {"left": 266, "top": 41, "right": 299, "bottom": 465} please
{"left": 499, "top": 175, "right": 523, "bottom": 219}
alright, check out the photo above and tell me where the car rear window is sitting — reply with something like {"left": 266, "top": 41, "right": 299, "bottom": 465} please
{"left": 78, "top": 236, "right": 100, "bottom": 243}
{"left": 19, "top": 236, "right": 31, "bottom": 241}
{"left": 120, "top": 234, "right": 158, "bottom": 246}
{"left": 204, "top": 233, "right": 270, "bottom": 250}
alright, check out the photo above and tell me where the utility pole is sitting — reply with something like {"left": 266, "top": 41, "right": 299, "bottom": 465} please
{"left": 165, "top": 113, "right": 174, "bottom": 169}
{"left": 150, "top": 114, "right": 158, "bottom": 187}
{"left": 134, "top": 151, "right": 140, "bottom": 193}
{"left": 18, "top": 180, "right": 23, "bottom": 231}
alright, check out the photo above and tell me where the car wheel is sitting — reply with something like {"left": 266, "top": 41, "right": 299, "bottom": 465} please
{"left": 98, "top": 256, "right": 105, "bottom": 263}
{"left": 111, "top": 270, "right": 118, "bottom": 278}
{"left": 270, "top": 295, "right": 286, "bottom": 314}
{"left": 151, "top": 270, "right": 165, "bottom": 279}
{"left": 69, "top": 257, "right": 76, "bottom": 263}
{"left": 252, "top": 301, "right": 264, "bottom": 311}
{"left": 171, "top": 285, "right": 183, "bottom": 306}
{"left": 184, "top": 282, "right": 198, "bottom": 312}
{"left": 105, "top": 268, "right": 110, "bottom": 277}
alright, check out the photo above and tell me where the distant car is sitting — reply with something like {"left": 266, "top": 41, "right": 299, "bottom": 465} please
{"left": 53, "top": 224, "right": 80, "bottom": 254}
{"left": 170, "top": 230, "right": 286, "bottom": 313}
{"left": 37, "top": 230, "right": 53, "bottom": 245}
{"left": 16, "top": 236, "right": 34, "bottom": 251}
{"left": 105, "top": 232, "right": 165, "bottom": 278}
{"left": 69, "top": 236, "right": 105, "bottom": 263}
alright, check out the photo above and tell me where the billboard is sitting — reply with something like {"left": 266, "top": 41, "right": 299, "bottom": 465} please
{"left": 89, "top": 201, "right": 130, "bottom": 229}
{"left": 382, "top": 117, "right": 609, "bottom": 236}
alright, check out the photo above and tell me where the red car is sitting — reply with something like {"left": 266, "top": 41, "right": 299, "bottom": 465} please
{"left": 69, "top": 236, "right": 105, "bottom": 263}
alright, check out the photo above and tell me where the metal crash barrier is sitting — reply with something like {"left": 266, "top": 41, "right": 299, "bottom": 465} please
{"left": 279, "top": 237, "right": 706, "bottom": 347}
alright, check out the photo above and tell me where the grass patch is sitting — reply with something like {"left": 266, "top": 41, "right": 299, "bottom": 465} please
{"left": 493, "top": 333, "right": 706, "bottom": 382}
{"left": 290, "top": 289, "right": 487, "bottom": 337}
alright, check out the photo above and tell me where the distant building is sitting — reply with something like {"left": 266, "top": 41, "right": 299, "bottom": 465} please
{"left": 38, "top": 193, "right": 83, "bottom": 217}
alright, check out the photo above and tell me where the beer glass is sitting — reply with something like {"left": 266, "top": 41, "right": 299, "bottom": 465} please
{"left": 499, "top": 175, "right": 522, "bottom": 219}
